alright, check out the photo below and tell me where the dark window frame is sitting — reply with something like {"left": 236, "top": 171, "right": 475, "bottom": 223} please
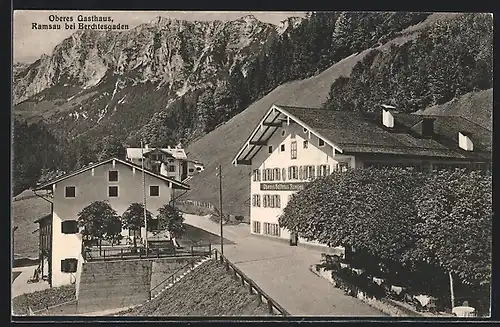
{"left": 108, "top": 170, "right": 118, "bottom": 182}
{"left": 108, "top": 186, "right": 119, "bottom": 197}
{"left": 150, "top": 185, "right": 160, "bottom": 197}
{"left": 65, "top": 186, "right": 76, "bottom": 198}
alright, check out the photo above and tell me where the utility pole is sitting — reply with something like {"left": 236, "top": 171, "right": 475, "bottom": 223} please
{"left": 141, "top": 140, "right": 148, "bottom": 252}
{"left": 217, "top": 165, "right": 224, "bottom": 256}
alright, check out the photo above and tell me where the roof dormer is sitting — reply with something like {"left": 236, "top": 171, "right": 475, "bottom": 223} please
{"left": 458, "top": 132, "right": 474, "bottom": 151}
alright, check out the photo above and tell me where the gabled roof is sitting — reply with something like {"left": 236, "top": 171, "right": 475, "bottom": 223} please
{"left": 232, "top": 105, "right": 492, "bottom": 165}
{"left": 34, "top": 158, "right": 190, "bottom": 191}
{"left": 126, "top": 147, "right": 188, "bottom": 160}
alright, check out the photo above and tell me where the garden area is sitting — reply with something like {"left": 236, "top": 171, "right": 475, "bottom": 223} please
{"left": 280, "top": 167, "right": 491, "bottom": 317}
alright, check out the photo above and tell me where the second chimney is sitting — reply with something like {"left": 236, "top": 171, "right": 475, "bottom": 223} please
{"left": 382, "top": 109, "right": 394, "bottom": 128}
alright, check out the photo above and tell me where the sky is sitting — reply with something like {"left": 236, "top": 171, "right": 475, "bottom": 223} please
{"left": 13, "top": 10, "right": 307, "bottom": 63}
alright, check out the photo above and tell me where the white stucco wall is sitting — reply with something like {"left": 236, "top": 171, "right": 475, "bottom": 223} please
{"left": 50, "top": 161, "right": 174, "bottom": 287}
{"left": 249, "top": 122, "right": 356, "bottom": 246}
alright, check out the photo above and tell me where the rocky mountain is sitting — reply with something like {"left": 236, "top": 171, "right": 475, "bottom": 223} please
{"left": 13, "top": 15, "right": 285, "bottom": 142}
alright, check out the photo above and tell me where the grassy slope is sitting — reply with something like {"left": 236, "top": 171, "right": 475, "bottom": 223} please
{"left": 124, "top": 259, "right": 272, "bottom": 316}
{"left": 417, "top": 88, "right": 492, "bottom": 131}
{"left": 12, "top": 284, "right": 76, "bottom": 315}
{"left": 183, "top": 13, "right": 457, "bottom": 216}
{"left": 12, "top": 196, "right": 51, "bottom": 259}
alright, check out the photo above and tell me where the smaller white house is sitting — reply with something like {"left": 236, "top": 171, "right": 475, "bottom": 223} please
{"left": 33, "top": 158, "right": 190, "bottom": 288}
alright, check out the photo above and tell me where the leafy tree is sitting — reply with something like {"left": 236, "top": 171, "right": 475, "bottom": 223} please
{"left": 95, "top": 136, "right": 126, "bottom": 161}
{"left": 413, "top": 170, "right": 492, "bottom": 287}
{"left": 121, "top": 203, "right": 153, "bottom": 251}
{"left": 77, "top": 201, "right": 121, "bottom": 253}
{"left": 156, "top": 204, "right": 186, "bottom": 239}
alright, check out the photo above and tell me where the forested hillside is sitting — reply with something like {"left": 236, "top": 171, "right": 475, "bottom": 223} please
{"left": 183, "top": 13, "right": 493, "bottom": 216}
{"left": 322, "top": 13, "right": 493, "bottom": 113}
{"left": 13, "top": 12, "right": 431, "bottom": 195}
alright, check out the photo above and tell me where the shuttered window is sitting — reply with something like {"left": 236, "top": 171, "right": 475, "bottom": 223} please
{"left": 61, "top": 220, "right": 78, "bottom": 234}
{"left": 282, "top": 168, "right": 287, "bottom": 181}
{"left": 291, "top": 141, "right": 297, "bottom": 159}
{"left": 61, "top": 258, "right": 78, "bottom": 273}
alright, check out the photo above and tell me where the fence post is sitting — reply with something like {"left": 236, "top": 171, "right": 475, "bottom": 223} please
{"left": 248, "top": 282, "right": 253, "bottom": 294}
{"left": 191, "top": 246, "right": 194, "bottom": 256}
{"left": 209, "top": 243, "right": 212, "bottom": 254}
{"left": 103, "top": 249, "right": 106, "bottom": 260}
{"left": 214, "top": 250, "right": 218, "bottom": 261}
{"left": 120, "top": 248, "right": 123, "bottom": 260}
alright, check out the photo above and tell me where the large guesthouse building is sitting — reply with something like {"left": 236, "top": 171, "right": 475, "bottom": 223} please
{"left": 33, "top": 158, "right": 189, "bottom": 287}
{"left": 232, "top": 104, "right": 492, "bottom": 248}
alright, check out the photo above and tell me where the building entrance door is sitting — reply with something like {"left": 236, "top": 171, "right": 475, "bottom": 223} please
{"left": 290, "top": 232, "right": 298, "bottom": 246}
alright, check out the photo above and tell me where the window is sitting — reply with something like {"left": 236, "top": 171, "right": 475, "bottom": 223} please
{"left": 281, "top": 144, "right": 285, "bottom": 152}
{"left": 269, "top": 168, "right": 275, "bottom": 181}
{"left": 253, "top": 169, "right": 261, "bottom": 182}
{"left": 307, "top": 166, "right": 315, "bottom": 179}
{"left": 150, "top": 185, "right": 160, "bottom": 197}
{"left": 281, "top": 130, "right": 286, "bottom": 136}
{"left": 263, "top": 223, "right": 281, "bottom": 237}
{"left": 274, "top": 195, "right": 281, "bottom": 208}
{"left": 168, "top": 165, "right": 176, "bottom": 172}
{"left": 268, "top": 146, "right": 273, "bottom": 154}
{"left": 318, "top": 165, "right": 331, "bottom": 177}
{"left": 288, "top": 166, "right": 298, "bottom": 180}
{"left": 303, "top": 128, "right": 308, "bottom": 133}
{"left": 303, "top": 140, "right": 308, "bottom": 149}
{"left": 299, "top": 166, "right": 304, "bottom": 180}
{"left": 189, "top": 168, "right": 194, "bottom": 173}
{"left": 338, "top": 162, "right": 349, "bottom": 172}
{"left": 274, "top": 168, "right": 281, "bottom": 181}
{"left": 281, "top": 168, "right": 287, "bottom": 181}
{"left": 61, "top": 258, "right": 78, "bottom": 273}
{"left": 61, "top": 220, "right": 78, "bottom": 234}
{"left": 252, "top": 195, "right": 261, "bottom": 207}
{"left": 196, "top": 167, "right": 202, "bottom": 171}
{"left": 108, "top": 186, "right": 118, "bottom": 197}
{"left": 291, "top": 141, "right": 297, "bottom": 159}
{"left": 65, "top": 186, "right": 76, "bottom": 198}
{"left": 108, "top": 170, "right": 118, "bottom": 182}
{"left": 318, "top": 138, "right": 325, "bottom": 147}
{"left": 252, "top": 221, "right": 261, "bottom": 234}
{"left": 262, "top": 195, "right": 280, "bottom": 208}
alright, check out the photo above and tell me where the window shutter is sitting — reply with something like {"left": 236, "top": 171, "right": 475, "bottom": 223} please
{"left": 263, "top": 195, "right": 267, "bottom": 208}
{"left": 311, "top": 166, "right": 316, "bottom": 178}
{"left": 317, "top": 165, "right": 322, "bottom": 177}
{"left": 61, "top": 258, "right": 78, "bottom": 273}
{"left": 252, "top": 196, "right": 256, "bottom": 207}
{"left": 257, "top": 195, "right": 261, "bottom": 207}
{"left": 299, "top": 166, "right": 304, "bottom": 180}
{"left": 61, "top": 220, "right": 78, "bottom": 234}
{"left": 276, "top": 195, "right": 281, "bottom": 208}
{"left": 326, "top": 165, "right": 331, "bottom": 175}
{"left": 288, "top": 167, "right": 291, "bottom": 180}
{"left": 282, "top": 168, "right": 287, "bottom": 181}
{"left": 263, "top": 169, "right": 267, "bottom": 181}
{"left": 258, "top": 169, "right": 261, "bottom": 181}
{"left": 276, "top": 169, "right": 281, "bottom": 181}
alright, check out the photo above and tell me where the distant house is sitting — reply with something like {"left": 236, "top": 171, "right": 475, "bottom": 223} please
{"left": 126, "top": 144, "right": 201, "bottom": 182}
{"left": 33, "top": 158, "right": 190, "bottom": 288}
{"left": 232, "top": 104, "right": 491, "bottom": 248}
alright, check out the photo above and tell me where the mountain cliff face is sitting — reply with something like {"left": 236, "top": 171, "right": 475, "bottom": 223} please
{"left": 14, "top": 15, "right": 298, "bottom": 142}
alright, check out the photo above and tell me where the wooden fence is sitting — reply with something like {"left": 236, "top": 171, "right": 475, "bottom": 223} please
{"left": 177, "top": 200, "right": 215, "bottom": 209}
{"left": 211, "top": 249, "right": 290, "bottom": 316}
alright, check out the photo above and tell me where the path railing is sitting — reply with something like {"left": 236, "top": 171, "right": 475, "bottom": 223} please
{"left": 211, "top": 249, "right": 290, "bottom": 316}
{"left": 150, "top": 259, "right": 198, "bottom": 299}
{"left": 82, "top": 243, "right": 212, "bottom": 262}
